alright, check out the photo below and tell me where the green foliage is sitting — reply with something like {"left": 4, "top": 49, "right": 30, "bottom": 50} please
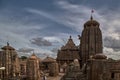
{"left": 21, "top": 56, "right": 27, "bottom": 60}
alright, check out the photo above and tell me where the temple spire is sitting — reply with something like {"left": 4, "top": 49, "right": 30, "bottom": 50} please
{"left": 80, "top": 11, "right": 103, "bottom": 65}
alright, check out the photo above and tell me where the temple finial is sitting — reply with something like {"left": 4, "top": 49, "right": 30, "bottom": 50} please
{"left": 33, "top": 50, "right": 34, "bottom": 54}
{"left": 90, "top": 10, "right": 94, "bottom": 20}
{"left": 7, "top": 42, "right": 9, "bottom": 46}
{"left": 32, "top": 51, "right": 35, "bottom": 56}
{"left": 70, "top": 35, "right": 72, "bottom": 39}
{"left": 90, "top": 15, "right": 93, "bottom": 20}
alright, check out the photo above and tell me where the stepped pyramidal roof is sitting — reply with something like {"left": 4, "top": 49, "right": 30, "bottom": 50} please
{"left": 57, "top": 36, "right": 80, "bottom": 61}
{"left": 29, "top": 53, "right": 38, "bottom": 60}
{"left": 61, "top": 36, "right": 78, "bottom": 50}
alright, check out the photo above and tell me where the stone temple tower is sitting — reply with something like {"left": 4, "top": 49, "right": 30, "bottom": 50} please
{"left": 1, "top": 42, "right": 20, "bottom": 80}
{"left": 26, "top": 53, "right": 41, "bottom": 80}
{"left": 80, "top": 16, "right": 103, "bottom": 65}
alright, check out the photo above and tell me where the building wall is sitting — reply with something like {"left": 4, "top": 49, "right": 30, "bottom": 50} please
{"left": 26, "top": 58, "right": 41, "bottom": 80}
{"left": 19, "top": 58, "right": 27, "bottom": 79}
{"left": 87, "top": 59, "right": 108, "bottom": 80}
{"left": 57, "top": 36, "right": 80, "bottom": 73}
{"left": 49, "top": 62, "right": 59, "bottom": 76}
{"left": 87, "top": 58, "right": 120, "bottom": 80}
{"left": 0, "top": 47, "right": 20, "bottom": 80}
{"left": 80, "top": 18, "right": 103, "bottom": 65}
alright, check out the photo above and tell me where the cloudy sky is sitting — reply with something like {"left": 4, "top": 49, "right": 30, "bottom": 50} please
{"left": 0, "top": 0, "right": 120, "bottom": 59}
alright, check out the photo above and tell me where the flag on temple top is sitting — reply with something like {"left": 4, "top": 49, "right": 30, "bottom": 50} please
{"left": 91, "top": 9, "right": 94, "bottom": 13}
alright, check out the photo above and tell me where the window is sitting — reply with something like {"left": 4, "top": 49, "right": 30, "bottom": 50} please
{"left": 111, "top": 72, "right": 115, "bottom": 79}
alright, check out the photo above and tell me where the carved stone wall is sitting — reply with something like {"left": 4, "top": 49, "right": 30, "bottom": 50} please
{"left": 0, "top": 43, "right": 20, "bottom": 80}
{"left": 57, "top": 36, "right": 80, "bottom": 72}
{"left": 26, "top": 54, "right": 41, "bottom": 80}
{"left": 80, "top": 17, "right": 103, "bottom": 65}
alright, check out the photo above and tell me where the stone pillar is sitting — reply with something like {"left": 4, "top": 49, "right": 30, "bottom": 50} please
{"left": 26, "top": 54, "right": 41, "bottom": 80}
{"left": 49, "top": 62, "right": 59, "bottom": 76}
{"left": 87, "top": 54, "right": 108, "bottom": 80}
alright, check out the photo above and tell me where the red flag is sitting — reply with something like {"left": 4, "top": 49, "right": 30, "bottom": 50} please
{"left": 91, "top": 9, "right": 94, "bottom": 13}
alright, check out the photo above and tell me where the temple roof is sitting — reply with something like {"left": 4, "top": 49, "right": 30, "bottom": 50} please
{"left": 61, "top": 36, "right": 78, "bottom": 50}
{"left": 1, "top": 42, "right": 15, "bottom": 50}
{"left": 29, "top": 53, "right": 38, "bottom": 60}
{"left": 84, "top": 16, "right": 100, "bottom": 26}
{"left": 57, "top": 50, "right": 80, "bottom": 60}
{"left": 57, "top": 36, "right": 80, "bottom": 61}
{"left": 42, "top": 56, "right": 56, "bottom": 63}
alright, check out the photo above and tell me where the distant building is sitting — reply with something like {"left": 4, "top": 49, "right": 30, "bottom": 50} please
{"left": 41, "top": 56, "right": 59, "bottom": 77}
{"left": 56, "top": 36, "right": 80, "bottom": 72}
{"left": 49, "top": 61, "right": 59, "bottom": 77}
{"left": 26, "top": 53, "right": 41, "bottom": 80}
{"left": 19, "top": 56, "right": 27, "bottom": 80}
{"left": 0, "top": 42, "right": 20, "bottom": 80}
{"left": 42, "top": 56, "right": 56, "bottom": 72}
{"left": 0, "top": 43, "right": 42, "bottom": 80}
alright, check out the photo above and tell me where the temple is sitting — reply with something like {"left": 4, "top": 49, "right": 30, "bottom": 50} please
{"left": 80, "top": 15, "right": 103, "bottom": 65}
{"left": 56, "top": 36, "right": 80, "bottom": 72}
{"left": 60, "top": 15, "right": 120, "bottom": 80}
{"left": 0, "top": 11, "right": 120, "bottom": 80}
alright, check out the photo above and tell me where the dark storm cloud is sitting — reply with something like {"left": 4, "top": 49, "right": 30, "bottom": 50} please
{"left": 0, "top": 0, "right": 120, "bottom": 59}
{"left": 17, "top": 48, "right": 34, "bottom": 53}
{"left": 30, "top": 37, "right": 52, "bottom": 46}
{"left": 104, "top": 36, "right": 120, "bottom": 52}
